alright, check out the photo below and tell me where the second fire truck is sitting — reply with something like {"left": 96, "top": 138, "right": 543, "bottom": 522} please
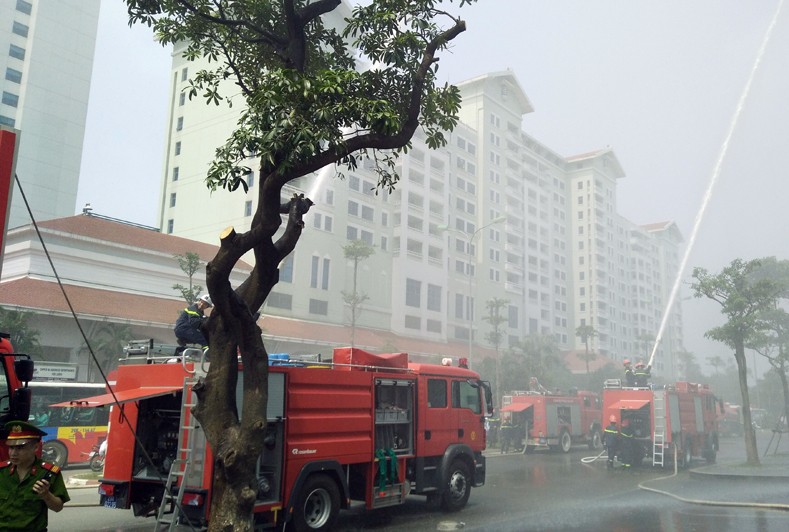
{"left": 62, "top": 344, "right": 491, "bottom": 530}
{"left": 500, "top": 384, "right": 603, "bottom": 453}
{"left": 602, "top": 379, "right": 721, "bottom": 467}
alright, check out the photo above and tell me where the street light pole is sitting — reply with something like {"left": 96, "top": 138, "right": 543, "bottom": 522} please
{"left": 466, "top": 216, "right": 506, "bottom": 402}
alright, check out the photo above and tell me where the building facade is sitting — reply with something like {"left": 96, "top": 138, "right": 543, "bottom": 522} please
{"left": 0, "top": 0, "right": 100, "bottom": 228}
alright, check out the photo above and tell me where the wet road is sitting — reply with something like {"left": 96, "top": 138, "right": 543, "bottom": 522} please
{"left": 51, "top": 432, "right": 789, "bottom": 531}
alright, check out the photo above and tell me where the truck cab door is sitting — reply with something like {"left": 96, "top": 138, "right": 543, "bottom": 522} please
{"left": 419, "top": 378, "right": 453, "bottom": 457}
{"left": 451, "top": 380, "right": 485, "bottom": 449}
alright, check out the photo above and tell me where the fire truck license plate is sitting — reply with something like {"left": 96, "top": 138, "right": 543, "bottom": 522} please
{"left": 103, "top": 497, "right": 117, "bottom": 509}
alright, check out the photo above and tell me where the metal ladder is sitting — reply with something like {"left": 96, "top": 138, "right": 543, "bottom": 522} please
{"left": 652, "top": 390, "right": 666, "bottom": 467}
{"left": 154, "top": 376, "right": 200, "bottom": 531}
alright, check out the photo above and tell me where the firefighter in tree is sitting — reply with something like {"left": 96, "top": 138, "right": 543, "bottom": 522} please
{"left": 618, "top": 418, "right": 634, "bottom": 469}
{"left": 603, "top": 415, "right": 619, "bottom": 469}
{"left": 174, "top": 294, "right": 212, "bottom": 347}
{"left": 0, "top": 421, "right": 70, "bottom": 531}
{"left": 623, "top": 359, "right": 636, "bottom": 387}
{"left": 634, "top": 361, "right": 651, "bottom": 387}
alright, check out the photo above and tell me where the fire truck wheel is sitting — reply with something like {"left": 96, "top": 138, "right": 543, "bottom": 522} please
{"left": 559, "top": 430, "right": 572, "bottom": 453}
{"left": 42, "top": 441, "right": 68, "bottom": 468}
{"left": 292, "top": 474, "right": 340, "bottom": 531}
{"left": 441, "top": 460, "right": 471, "bottom": 512}
{"left": 588, "top": 429, "right": 602, "bottom": 450}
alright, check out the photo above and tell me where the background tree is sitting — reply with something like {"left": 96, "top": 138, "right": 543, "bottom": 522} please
{"left": 509, "top": 334, "right": 560, "bottom": 386}
{"left": 483, "top": 297, "right": 509, "bottom": 404}
{"left": 675, "top": 349, "right": 705, "bottom": 381}
{"left": 636, "top": 332, "right": 655, "bottom": 363}
{"left": 575, "top": 324, "right": 597, "bottom": 374}
{"left": 81, "top": 323, "right": 134, "bottom": 381}
{"left": 0, "top": 306, "right": 42, "bottom": 357}
{"left": 707, "top": 355, "right": 725, "bottom": 375}
{"left": 341, "top": 239, "right": 374, "bottom": 347}
{"left": 691, "top": 257, "right": 786, "bottom": 465}
{"left": 127, "top": 1, "right": 476, "bottom": 528}
{"left": 172, "top": 251, "right": 203, "bottom": 304}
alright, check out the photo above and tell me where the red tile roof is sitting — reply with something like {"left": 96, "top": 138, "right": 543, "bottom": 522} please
{"left": 0, "top": 277, "right": 490, "bottom": 362}
{"left": 32, "top": 214, "right": 249, "bottom": 267}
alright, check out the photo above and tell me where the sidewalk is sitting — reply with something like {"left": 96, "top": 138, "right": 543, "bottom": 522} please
{"left": 690, "top": 451, "right": 789, "bottom": 481}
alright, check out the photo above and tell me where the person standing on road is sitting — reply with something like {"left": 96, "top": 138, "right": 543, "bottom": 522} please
{"left": 618, "top": 418, "right": 634, "bottom": 470}
{"left": 0, "top": 420, "right": 70, "bottom": 531}
{"left": 603, "top": 415, "right": 619, "bottom": 469}
{"left": 500, "top": 416, "right": 513, "bottom": 454}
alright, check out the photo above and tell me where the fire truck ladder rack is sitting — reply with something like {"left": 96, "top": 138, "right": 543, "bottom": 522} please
{"left": 155, "top": 376, "right": 203, "bottom": 531}
{"left": 652, "top": 390, "right": 666, "bottom": 467}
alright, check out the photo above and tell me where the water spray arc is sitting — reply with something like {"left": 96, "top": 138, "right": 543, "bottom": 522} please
{"left": 648, "top": 0, "right": 785, "bottom": 369}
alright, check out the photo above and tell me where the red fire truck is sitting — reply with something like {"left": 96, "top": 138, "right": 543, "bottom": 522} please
{"left": 0, "top": 333, "right": 35, "bottom": 461}
{"left": 602, "top": 379, "right": 721, "bottom": 467}
{"left": 64, "top": 344, "right": 491, "bottom": 530}
{"left": 500, "top": 387, "right": 603, "bottom": 453}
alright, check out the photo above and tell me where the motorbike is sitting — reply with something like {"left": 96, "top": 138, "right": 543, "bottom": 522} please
{"left": 88, "top": 439, "right": 106, "bottom": 472}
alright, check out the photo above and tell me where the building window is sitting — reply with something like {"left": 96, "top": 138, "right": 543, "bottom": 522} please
{"left": 174, "top": 141, "right": 181, "bottom": 155}
{"left": 179, "top": 92, "right": 186, "bottom": 106}
{"left": 361, "top": 205, "right": 374, "bottom": 221}
{"left": 309, "top": 299, "right": 328, "bottom": 315}
{"left": 455, "top": 294, "right": 464, "bottom": 319}
{"left": 321, "top": 258, "right": 330, "bottom": 290}
{"left": 508, "top": 305, "right": 518, "bottom": 328}
{"left": 2, "top": 92, "right": 19, "bottom": 108}
{"left": 5, "top": 68, "right": 22, "bottom": 84}
{"left": 172, "top": 167, "right": 179, "bottom": 181}
{"left": 169, "top": 193, "right": 176, "bottom": 207}
{"left": 9, "top": 45, "right": 25, "bottom": 60}
{"left": 267, "top": 292, "right": 292, "bottom": 310}
{"left": 167, "top": 219, "right": 174, "bottom": 234}
{"left": 244, "top": 201, "right": 252, "bottom": 217}
{"left": 360, "top": 230, "right": 373, "bottom": 246}
{"left": 347, "top": 200, "right": 359, "bottom": 217}
{"left": 16, "top": 0, "right": 32, "bottom": 15}
{"left": 404, "top": 315, "right": 421, "bottom": 330}
{"left": 324, "top": 189, "right": 334, "bottom": 205}
{"left": 427, "top": 284, "right": 441, "bottom": 312}
{"left": 426, "top": 319, "right": 442, "bottom": 333}
{"left": 12, "top": 22, "right": 29, "bottom": 38}
{"left": 279, "top": 256, "right": 294, "bottom": 283}
{"left": 176, "top": 117, "right": 183, "bottom": 131}
{"left": 181, "top": 67, "right": 188, "bottom": 81}
{"left": 405, "top": 278, "right": 421, "bottom": 308}
{"left": 0, "top": 116, "right": 14, "bottom": 127}
{"left": 246, "top": 171, "right": 254, "bottom": 188}
{"left": 380, "top": 236, "right": 387, "bottom": 251}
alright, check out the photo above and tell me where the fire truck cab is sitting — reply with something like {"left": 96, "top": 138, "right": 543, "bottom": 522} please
{"left": 501, "top": 388, "right": 603, "bottom": 453}
{"left": 0, "top": 333, "right": 34, "bottom": 460}
{"left": 66, "top": 344, "right": 491, "bottom": 530}
{"left": 602, "top": 379, "right": 721, "bottom": 468}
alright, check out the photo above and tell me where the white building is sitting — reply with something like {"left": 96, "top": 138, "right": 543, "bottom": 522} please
{"left": 0, "top": 0, "right": 99, "bottom": 228}
{"left": 158, "top": 58, "right": 686, "bottom": 377}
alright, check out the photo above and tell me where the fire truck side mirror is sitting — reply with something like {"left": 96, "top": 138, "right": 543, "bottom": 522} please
{"left": 14, "top": 357, "right": 34, "bottom": 383}
{"left": 11, "top": 386, "right": 31, "bottom": 421}
{"left": 479, "top": 380, "right": 494, "bottom": 415}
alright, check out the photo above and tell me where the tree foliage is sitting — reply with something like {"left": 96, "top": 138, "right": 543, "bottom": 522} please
{"left": 691, "top": 257, "right": 789, "bottom": 465}
{"left": 341, "top": 239, "right": 375, "bottom": 346}
{"left": 172, "top": 251, "right": 204, "bottom": 303}
{"left": 0, "top": 306, "right": 42, "bottom": 357}
{"left": 126, "top": 1, "right": 477, "bottom": 529}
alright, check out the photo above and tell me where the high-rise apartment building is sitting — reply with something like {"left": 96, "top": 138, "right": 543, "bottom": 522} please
{"left": 160, "top": 57, "right": 685, "bottom": 375}
{"left": 0, "top": 0, "right": 100, "bottom": 228}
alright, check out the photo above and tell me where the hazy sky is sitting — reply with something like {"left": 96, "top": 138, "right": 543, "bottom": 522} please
{"left": 77, "top": 0, "right": 789, "bottom": 370}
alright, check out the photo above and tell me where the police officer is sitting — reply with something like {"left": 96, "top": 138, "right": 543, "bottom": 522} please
{"left": 603, "top": 415, "right": 619, "bottom": 469}
{"left": 619, "top": 418, "right": 634, "bottom": 470}
{"left": 0, "top": 420, "right": 70, "bottom": 530}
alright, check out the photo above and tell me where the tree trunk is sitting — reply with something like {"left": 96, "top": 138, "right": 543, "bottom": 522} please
{"left": 734, "top": 337, "right": 760, "bottom": 465}
{"left": 779, "top": 365, "right": 789, "bottom": 428}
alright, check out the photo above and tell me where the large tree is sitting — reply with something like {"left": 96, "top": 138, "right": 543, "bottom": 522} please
{"left": 574, "top": 324, "right": 597, "bottom": 375}
{"left": 127, "top": 0, "right": 476, "bottom": 529}
{"left": 691, "top": 258, "right": 786, "bottom": 466}
{"left": 483, "top": 297, "right": 509, "bottom": 404}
